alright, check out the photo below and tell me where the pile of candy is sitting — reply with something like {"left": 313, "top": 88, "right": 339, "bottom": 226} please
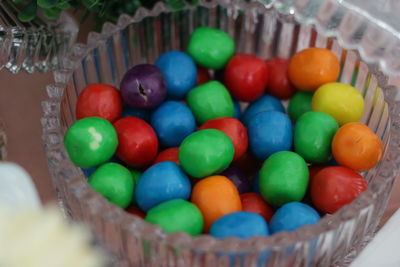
{"left": 64, "top": 27, "right": 383, "bottom": 239}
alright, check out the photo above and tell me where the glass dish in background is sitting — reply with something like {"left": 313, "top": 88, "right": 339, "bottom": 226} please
{"left": 41, "top": 0, "right": 400, "bottom": 266}
{"left": 0, "top": 120, "right": 6, "bottom": 160}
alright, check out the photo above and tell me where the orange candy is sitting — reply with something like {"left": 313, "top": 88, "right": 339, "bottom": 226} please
{"left": 191, "top": 175, "right": 242, "bottom": 232}
{"left": 288, "top": 48, "right": 340, "bottom": 92}
{"left": 332, "top": 122, "right": 383, "bottom": 172}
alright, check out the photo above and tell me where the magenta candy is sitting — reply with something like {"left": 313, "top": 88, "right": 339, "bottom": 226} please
{"left": 220, "top": 166, "right": 250, "bottom": 194}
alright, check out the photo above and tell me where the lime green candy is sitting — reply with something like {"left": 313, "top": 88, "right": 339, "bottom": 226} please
{"left": 64, "top": 117, "right": 118, "bottom": 168}
{"left": 294, "top": 111, "right": 339, "bottom": 163}
{"left": 187, "top": 81, "right": 234, "bottom": 124}
{"left": 146, "top": 199, "right": 203, "bottom": 236}
{"left": 179, "top": 129, "right": 234, "bottom": 178}
{"left": 259, "top": 151, "right": 309, "bottom": 207}
{"left": 89, "top": 163, "right": 135, "bottom": 208}
{"left": 288, "top": 91, "right": 313, "bottom": 121}
{"left": 188, "top": 27, "right": 235, "bottom": 69}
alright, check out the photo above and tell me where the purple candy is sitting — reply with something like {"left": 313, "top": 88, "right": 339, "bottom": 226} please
{"left": 120, "top": 64, "right": 167, "bottom": 109}
{"left": 220, "top": 166, "right": 250, "bottom": 194}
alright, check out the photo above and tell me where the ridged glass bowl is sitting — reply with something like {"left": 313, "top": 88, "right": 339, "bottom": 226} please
{"left": 0, "top": 120, "right": 6, "bottom": 160}
{"left": 41, "top": 1, "right": 400, "bottom": 266}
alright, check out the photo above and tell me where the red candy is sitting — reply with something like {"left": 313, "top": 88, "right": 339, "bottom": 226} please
{"left": 113, "top": 117, "right": 158, "bottom": 168}
{"left": 126, "top": 207, "right": 146, "bottom": 219}
{"left": 76, "top": 83, "right": 123, "bottom": 122}
{"left": 198, "top": 117, "right": 248, "bottom": 161}
{"left": 197, "top": 66, "right": 211, "bottom": 85}
{"left": 265, "top": 58, "right": 296, "bottom": 99}
{"left": 311, "top": 166, "right": 367, "bottom": 214}
{"left": 153, "top": 147, "right": 180, "bottom": 165}
{"left": 240, "top": 193, "right": 274, "bottom": 222}
{"left": 224, "top": 54, "right": 269, "bottom": 102}
{"left": 308, "top": 165, "right": 326, "bottom": 185}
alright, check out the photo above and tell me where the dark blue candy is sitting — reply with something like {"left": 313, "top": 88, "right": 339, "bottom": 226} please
{"left": 269, "top": 202, "right": 320, "bottom": 234}
{"left": 248, "top": 111, "right": 293, "bottom": 161}
{"left": 241, "top": 95, "right": 285, "bottom": 126}
{"left": 233, "top": 99, "right": 241, "bottom": 119}
{"left": 81, "top": 167, "right": 96, "bottom": 178}
{"left": 122, "top": 105, "right": 151, "bottom": 122}
{"left": 151, "top": 101, "right": 196, "bottom": 147}
{"left": 252, "top": 172, "right": 260, "bottom": 193}
{"left": 135, "top": 161, "right": 191, "bottom": 211}
{"left": 220, "top": 166, "right": 250, "bottom": 194}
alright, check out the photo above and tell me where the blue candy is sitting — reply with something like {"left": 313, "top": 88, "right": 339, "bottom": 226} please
{"left": 210, "top": 211, "right": 269, "bottom": 239}
{"left": 269, "top": 202, "right": 320, "bottom": 234}
{"left": 122, "top": 105, "right": 151, "bottom": 122}
{"left": 233, "top": 99, "right": 241, "bottom": 119}
{"left": 81, "top": 167, "right": 96, "bottom": 178}
{"left": 248, "top": 111, "right": 293, "bottom": 161}
{"left": 135, "top": 161, "right": 191, "bottom": 211}
{"left": 151, "top": 101, "right": 196, "bottom": 147}
{"left": 252, "top": 172, "right": 260, "bottom": 193}
{"left": 156, "top": 51, "right": 197, "bottom": 99}
{"left": 241, "top": 95, "right": 285, "bottom": 126}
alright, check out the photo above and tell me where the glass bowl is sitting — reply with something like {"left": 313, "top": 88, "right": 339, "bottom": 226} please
{"left": 0, "top": 120, "right": 6, "bottom": 160}
{"left": 41, "top": 1, "right": 400, "bottom": 266}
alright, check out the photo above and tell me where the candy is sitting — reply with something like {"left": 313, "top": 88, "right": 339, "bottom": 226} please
{"left": 220, "top": 166, "right": 250, "bottom": 194}
{"left": 269, "top": 202, "right": 320, "bottom": 233}
{"left": 121, "top": 105, "right": 151, "bottom": 122}
{"left": 191, "top": 175, "right": 242, "bottom": 232}
{"left": 198, "top": 117, "right": 248, "bottom": 161}
{"left": 151, "top": 101, "right": 196, "bottom": 147}
{"left": 113, "top": 117, "right": 158, "bottom": 168}
{"left": 179, "top": 129, "right": 234, "bottom": 178}
{"left": 88, "top": 163, "right": 134, "bottom": 208}
{"left": 120, "top": 64, "right": 167, "bottom": 109}
{"left": 312, "top": 82, "right": 364, "bottom": 125}
{"left": 155, "top": 51, "right": 197, "bottom": 99}
{"left": 76, "top": 83, "right": 123, "bottom": 122}
{"left": 153, "top": 147, "right": 180, "bottom": 165}
{"left": 332, "top": 122, "right": 382, "bottom": 171}
{"left": 196, "top": 65, "right": 211, "bottom": 85}
{"left": 210, "top": 211, "right": 269, "bottom": 239}
{"left": 188, "top": 27, "right": 235, "bottom": 70}
{"left": 311, "top": 166, "right": 367, "bottom": 213}
{"left": 135, "top": 161, "right": 191, "bottom": 211}
{"left": 187, "top": 81, "right": 234, "bottom": 124}
{"left": 251, "top": 172, "right": 260, "bottom": 194}
{"left": 265, "top": 58, "right": 296, "bottom": 99}
{"left": 233, "top": 99, "right": 241, "bottom": 119}
{"left": 288, "top": 91, "right": 313, "bottom": 121}
{"left": 146, "top": 199, "right": 203, "bottom": 236}
{"left": 288, "top": 48, "right": 340, "bottom": 91}
{"left": 248, "top": 111, "right": 292, "bottom": 161}
{"left": 294, "top": 111, "right": 338, "bottom": 163}
{"left": 240, "top": 193, "right": 274, "bottom": 222}
{"left": 259, "top": 151, "right": 308, "bottom": 207}
{"left": 64, "top": 117, "right": 118, "bottom": 168}
{"left": 224, "top": 54, "right": 269, "bottom": 102}
{"left": 126, "top": 207, "right": 146, "bottom": 219}
{"left": 241, "top": 95, "right": 285, "bottom": 126}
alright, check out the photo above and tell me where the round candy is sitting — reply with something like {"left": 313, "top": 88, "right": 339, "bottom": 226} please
{"left": 64, "top": 117, "right": 118, "bottom": 168}
{"left": 210, "top": 211, "right": 269, "bottom": 239}
{"left": 312, "top": 82, "right": 364, "bottom": 125}
{"left": 265, "top": 58, "right": 296, "bottom": 99}
{"left": 81, "top": 167, "right": 96, "bottom": 178}
{"left": 121, "top": 105, "right": 151, "bottom": 122}
{"left": 135, "top": 161, "right": 191, "bottom": 211}
{"left": 288, "top": 48, "right": 340, "bottom": 91}
{"left": 248, "top": 111, "right": 293, "bottom": 161}
{"left": 179, "top": 129, "right": 234, "bottom": 178}
{"left": 224, "top": 54, "right": 269, "bottom": 102}
{"left": 126, "top": 207, "right": 146, "bottom": 219}
{"left": 198, "top": 117, "right": 248, "bottom": 161}
{"left": 113, "top": 117, "right": 158, "bottom": 168}
{"left": 311, "top": 166, "right": 367, "bottom": 214}
{"left": 269, "top": 202, "right": 320, "bottom": 233}
{"left": 191, "top": 175, "right": 242, "bottom": 232}
{"left": 155, "top": 51, "right": 197, "bottom": 99}
{"left": 240, "top": 193, "right": 274, "bottom": 222}
{"left": 288, "top": 91, "right": 313, "bottom": 121}
{"left": 308, "top": 165, "right": 326, "bottom": 185}
{"left": 251, "top": 172, "right": 260, "bottom": 194}
{"left": 76, "top": 83, "right": 122, "bottom": 122}
{"left": 332, "top": 122, "right": 382, "bottom": 171}
{"left": 153, "top": 147, "right": 180, "bottom": 165}
{"left": 197, "top": 65, "right": 211, "bottom": 85}
{"left": 187, "top": 81, "right": 234, "bottom": 124}
{"left": 241, "top": 95, "right": 285, "bottom": 126}
{"left": 294, "top": 111, "right": 338, "bottom": 163}
{"left": 151, "top": 101, "right": 196, "bottom": 147}
{"left": 259, "top": 151, "right": 308, "bottom": 207}
{"left": 146, "top": 199, "right": 203, "bottom": 236}
{"left": 120, "top": 64, "right": 167, "bottom": 109}
{"left": 188, "top": 27, "right": 235, "bottom": 70}
{"left": 88, "top": 163, "right": 134, "bottom": 208}
{"left": 233, "top": 99, "right": 241, "bottom": 119}
{"left": 220, "top": 166, "right": 250, "bottom": 194}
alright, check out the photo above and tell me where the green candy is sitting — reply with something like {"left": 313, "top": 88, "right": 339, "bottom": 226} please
{"left": 146, "top": 199, "right": 203, "bottom": 236}
{"left": 187, "top": 81, "right": 234, "bottom": 124}
{"left": 259, "top": 151, "right": 308, "bottom": 207}
{"left": 294, "top": 111, "right": 339, "bottom": 163}
{"left": 130, "top": 169, "right": 141, "bottom": 185}
{"left": 288, "top": 92, "right": 313, "bottom": 121}
{"left": 179, "top": 129, "right": 234, "bottom": 178}
{"left": 64, "top": 117, "right": 118, "bottom": 168}
{"left": 89, "top": 163, "right": 134, "bottom": 208}
{"left": 188, "top": 27, "right": 235, "bottom": 69}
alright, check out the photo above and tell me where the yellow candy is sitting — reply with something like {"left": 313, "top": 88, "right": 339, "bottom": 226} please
{"left": 312, "top": 82, "right": 364, "bottom": 125}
